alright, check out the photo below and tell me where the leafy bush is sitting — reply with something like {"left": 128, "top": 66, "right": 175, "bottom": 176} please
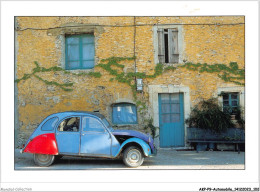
{"left": 186, "top": 98, "right": 235, "bottom": 133}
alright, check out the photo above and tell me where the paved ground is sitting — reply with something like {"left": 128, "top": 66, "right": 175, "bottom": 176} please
{"left": 14, "top": 149, "right": 245, "bottom": 170}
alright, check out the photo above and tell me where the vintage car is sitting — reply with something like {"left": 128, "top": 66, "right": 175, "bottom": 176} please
{"left": 20, "top": 111, "right": 156, "bottom": 167}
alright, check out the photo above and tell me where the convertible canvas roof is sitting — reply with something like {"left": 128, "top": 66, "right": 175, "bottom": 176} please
{"left": 52, "top": 111, "right": 105, "bottom": 119}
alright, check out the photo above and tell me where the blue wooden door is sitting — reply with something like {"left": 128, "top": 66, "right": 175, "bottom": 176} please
{"left": 159, "top": 93, "right": 185, "bottom": 147}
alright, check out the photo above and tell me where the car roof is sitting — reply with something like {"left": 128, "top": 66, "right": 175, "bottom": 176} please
{"left": 49, "top": 111, "right": 105, "bottom": 119}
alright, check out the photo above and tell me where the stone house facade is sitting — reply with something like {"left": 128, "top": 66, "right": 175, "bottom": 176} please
{"left": 15, "top": 16, "right": 245, "bottom": 148}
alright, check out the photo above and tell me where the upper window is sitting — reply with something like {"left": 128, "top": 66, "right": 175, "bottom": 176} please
{"left": 65, "top": 34, "right": 95, "bottom": 70}
{"left": 58, "top": 117, "right": 80, "bottom": 132}
{"left": 112, "top": 103, "right": 137, "bottom": 125}
{"left": 158, "top": 28, "right": 179, "bottom": 64}
{"left": 222, "top": 92, "right": 239, "bottom": 115}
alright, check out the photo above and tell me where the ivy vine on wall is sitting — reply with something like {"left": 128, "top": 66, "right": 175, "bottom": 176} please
{"left": 15, "top": 58, "right": 245, "bottom": 97}
{"left": 179, "top": 62, "right": 245, "bottom": 85}
{"left": 15, "top": 58, "right": 245, "bottom": 136}
{"left": 15, "top": 61, "right": 102, "bottom": 91}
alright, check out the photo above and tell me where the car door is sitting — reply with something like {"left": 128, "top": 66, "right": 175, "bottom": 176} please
{"left": 80, "top": 116, "right": 112, "bottom": 157}
{"left": 56, "top": 116, "right": 81, "bottom": 155}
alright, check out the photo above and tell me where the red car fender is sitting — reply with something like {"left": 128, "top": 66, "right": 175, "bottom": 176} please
{"left": 24, "top": 133, "right": 58, "bottom": 155}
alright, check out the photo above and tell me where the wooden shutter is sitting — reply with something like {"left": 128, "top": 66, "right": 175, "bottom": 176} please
{"left": 169, "top": 29, "right": 179, "bottom": 63}
{"left": 158, "top": 28, "right": 165, "bottom": 63}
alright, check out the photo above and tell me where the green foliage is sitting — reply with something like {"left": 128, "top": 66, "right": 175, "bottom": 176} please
{"left": 15, "top": 58, "right": 245, "bottom": 135}
{"left": 185, "top": 98, "right": 235, "bottom": 133}
{"left": 164, "top": 66, "right": 176, "bottom": 72}
{"left": 15, "top": 61, "right": 101, "bottom": 91}
{"left": 234, "top": 106, "right": 245, "bottom": 129}
{"left": 96, "top": 57, "right": 164, "bottom": 101}
{"left": 144, "top": 118, "right": 159, "bottom": 139}
{"left": 34, "top": 75, "right": 73, "bottom": 92}
{"left": 15, "top": 58, "right": 245, "bottom": 120}
{"left": 180, "top": 62, "right": 245, "bottom": 85}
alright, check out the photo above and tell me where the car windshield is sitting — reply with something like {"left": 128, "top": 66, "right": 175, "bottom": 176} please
{"left": 102, "top": 118, "right": 114, "bottom": 132}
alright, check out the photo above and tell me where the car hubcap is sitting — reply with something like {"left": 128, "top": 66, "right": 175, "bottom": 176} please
{"left": 127, "top": 150, "right": 141, "bottom": 164}
{"left": 38, "top": 154, "right": 50, "bottom": 163}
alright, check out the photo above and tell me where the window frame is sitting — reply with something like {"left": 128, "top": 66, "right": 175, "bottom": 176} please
{"left": 112, "top": 103, "right": 138, "bottom": 125}
{"left": 82, "top": 116, "right": 107, "bottom": 133}
{"left": 57, "top": 116, "right": 81, "bottom": 132}
{"left": 222, "top": 92, "right": 240, "bottom": 115}
{"left": 158, "top": 28, "right": 179, "bottom": 64}
{"left": 153, "top": 25, "right": 183, "bottom": 65}
{"left": 41, "top": 117, "right": 59, "bottom": 131}
{"left": 65, "top": 34, "right": 95, "bottom": 70}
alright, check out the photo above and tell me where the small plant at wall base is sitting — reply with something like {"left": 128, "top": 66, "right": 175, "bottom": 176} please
{"left": 143, "top": 118, "right": 159, "bottom": 139}
{"left": 185, "top": 98, "right": 235, "bottom": 133}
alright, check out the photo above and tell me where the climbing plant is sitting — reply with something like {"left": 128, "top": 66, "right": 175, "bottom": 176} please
{"left": 15, "top": 58, "right": 244, "bottom": 92}
{"left": 144, "top": 118, "right": 159, "bottom": 139}
{"left": 15, "top": 58, "right": 244, "bottom": 109}
{"left": 179, "top": 62, "right": 245, "bottom": 85}
{"left": 95, "top": 56, "right": 163, "bottom": 100}
{"left": 15, "top": 61, "right": 101, "bottom": 91}
{"left": 15, "top": 57, "right": 245, "bottom": 134}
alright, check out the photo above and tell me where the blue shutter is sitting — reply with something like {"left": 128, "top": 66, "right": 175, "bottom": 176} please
{"left": 82, "top": 35, "right": 95, "bottom": 69}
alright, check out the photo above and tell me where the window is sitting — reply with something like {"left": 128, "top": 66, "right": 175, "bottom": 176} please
{"left": 160, "top": 93, "right": 181, "bottom": 123}
{"left": 82, "top": 117, "right": 105, "bottom": 132}
{"left": 222, "top": 92, "right": 239, "bottom": 114}
{"left": 112, "top": 103, "right": 137, "bottom": 124}
{"left": 41, "top": 117, "right": 58, "bottom": 131}
{"left": 158, "top": 28, "right": 179, "bottom": 63}
{"left": 58, "top": 117, "right": 80, "bottom": 132}
{"left": 65, "top": 34, "right": 95, "bottom": 70}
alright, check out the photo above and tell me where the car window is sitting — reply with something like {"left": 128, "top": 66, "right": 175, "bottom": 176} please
{"left": 102, "top": 118, "right": 110, "bottom": 127}
{"left": 82, "top": 117, "right": 105, "bottom": 132}
{"left": 58, "top": 117, "right": 80, "bottom": 132}
{"left": 41, "top": 117, "right": 58, "bottom": 131}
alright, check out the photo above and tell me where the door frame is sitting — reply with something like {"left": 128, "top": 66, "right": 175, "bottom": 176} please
{"left": 148, "top": 85, "right": 190, "bottom": 148}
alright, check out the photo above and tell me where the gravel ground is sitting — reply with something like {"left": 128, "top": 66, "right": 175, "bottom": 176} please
{"left": 14, "top": 149, "right": 245, "bottom": 170}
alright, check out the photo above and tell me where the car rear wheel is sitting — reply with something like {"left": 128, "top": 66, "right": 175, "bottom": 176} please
{"left": 123, "top": 146, "right": 144, "bottom": 168}
{"left": 33, "top": 154, "right": 55, "bottom": 167}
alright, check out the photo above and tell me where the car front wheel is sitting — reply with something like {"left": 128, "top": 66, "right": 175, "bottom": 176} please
{"left": 123, "top": 146, "right": 144, "bottom": 168}
{"left": 33, "top": 153, "right": 55, "bottom": 167}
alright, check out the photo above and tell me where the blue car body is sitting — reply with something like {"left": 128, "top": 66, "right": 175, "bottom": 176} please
{"left": 22, "top": 111, "right": 157, "bottom": 161}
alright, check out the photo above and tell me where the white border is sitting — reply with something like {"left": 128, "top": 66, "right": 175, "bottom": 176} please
{"left": 1, "top": 1, "right": 259, "bottom": 191}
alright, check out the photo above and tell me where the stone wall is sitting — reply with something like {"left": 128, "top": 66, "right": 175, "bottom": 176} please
{"left": 15, "top": 16, "right": 245, "bottom": 147}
